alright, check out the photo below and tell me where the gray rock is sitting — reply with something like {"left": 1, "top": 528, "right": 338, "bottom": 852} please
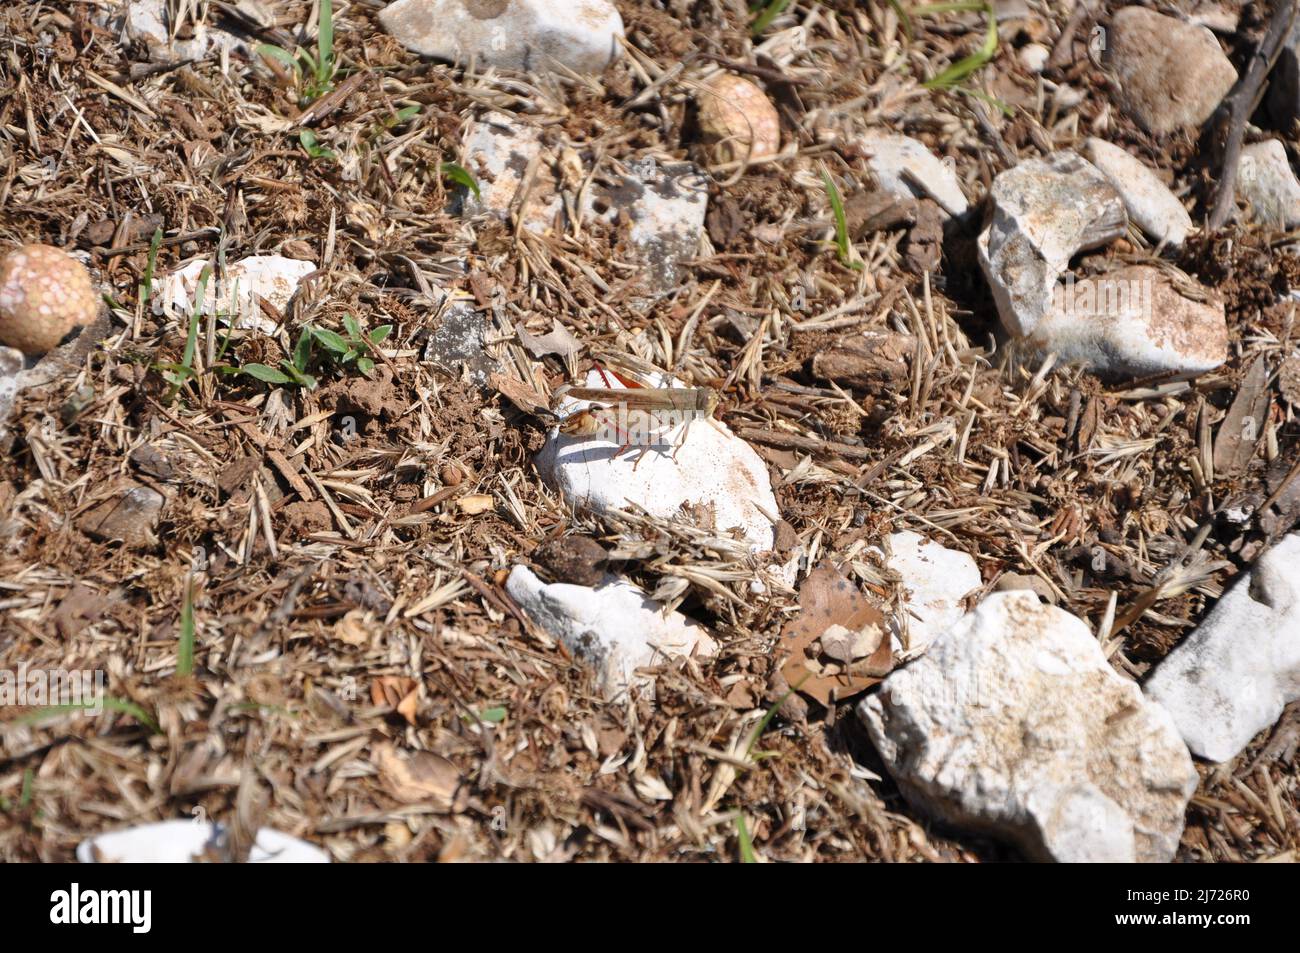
{"left": 1236, "top": 139, "right": 1300, "bottom": 230}
{"left": 1081, "top": 138, "right": 1194, "bottom": 246}
{"left": 378, "top": 0, "right": 623, "bottom": 74}
{"left": 1104, "top": 7, "right": 1237, "bottom": 136}
{"left": 977, "top": 151, "right": 1127, "bottom": 338}
{"left": 79, "top": 482, "right": 165, "bottom": 546}
{"left": 859, "top": 591, "right": 1197, "bottom": 862}
{"left": 1145, "top": 534, "right": 1300, "bottom": 763}
{"left": 423, "top": 295, "right": 499, "bottom": 384}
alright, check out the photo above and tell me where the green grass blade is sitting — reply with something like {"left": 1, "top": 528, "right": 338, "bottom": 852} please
{"left": 238, "top": 363, "right": 295, "bottom": 384}
{"left": 19, "top": 698, "right": 161, "bottom": 735}
{"left": 751, "top": 0, "right": 791, "bottom": 35}
{"left": 318, "top": 0, "right": 334, "bottom": 84}
{"left": 256, "top": 43, "right": 301, "bottom": 77}
{"left": 735, "top": 813, "right": 757, "bottom": 862}
{"left": 923, "top": 3, "right": 997, "bottom": 89}
{"left": 440, "top": 162, "right": 481, "bottom": 199}
{"left": 819, "top": 164, "right": 863, "bottom": 271}
{"left": 177, "top": 574, "right": 196, "bottom": 678}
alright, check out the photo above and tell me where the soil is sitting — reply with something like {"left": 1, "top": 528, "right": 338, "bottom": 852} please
{"left": 0, "top": 1, "right": 1296, "bottom": 864}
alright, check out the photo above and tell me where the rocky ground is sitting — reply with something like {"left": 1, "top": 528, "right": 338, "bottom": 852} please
{"left": 0, "top": 0, "right": 1298, "bottom": 863}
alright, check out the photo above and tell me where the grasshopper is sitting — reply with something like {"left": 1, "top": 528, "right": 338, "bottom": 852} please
{"left": 556, "top": 363, "right": 723, "bottom": 463}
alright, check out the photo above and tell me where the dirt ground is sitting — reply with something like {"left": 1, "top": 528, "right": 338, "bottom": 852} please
{"left": 0, "top": 1, "right": 1297, "bottom": 862}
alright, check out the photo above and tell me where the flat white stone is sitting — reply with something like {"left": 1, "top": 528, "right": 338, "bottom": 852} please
{"left": 1237, "top": 139, "right": 1300, "bottom": 230}
{"left": 155, "top": 256, "right": 315, "bottom": 334}
{"left": 1144, "top": 534, "right": 1300, "bottom": 763}
{"left": 878, "top": 531, "right": 982, "bottom": 656}
{"left": 978, "top": 151, "right": 1127, "bottom": 339}
{"left": 378, "top": 0, "right": 623, "bottom": 74}
{"left": 1032, "top": 264, "right": 1227, "bottom": 378}
{"left": 858, "top": 132, "right": 968, "bottom": 216}
{"left": 506, "top": 565, "right": 716, "bottom": 697}
{"left": 1081, "top": 138, "right": 1193, "bottom": 246}
{"left": 535, "top": 368, "right": 779, "bottom": 553}
{"left": 77, "top": 820, "right": 329, "bottom": 863}
{"left": 859, "top": 591, "right": 1197, "bottom": 862}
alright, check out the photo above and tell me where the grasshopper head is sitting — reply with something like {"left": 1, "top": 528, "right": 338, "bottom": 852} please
{"left": 559, "top": 410, "right": 601, "bottom": 437}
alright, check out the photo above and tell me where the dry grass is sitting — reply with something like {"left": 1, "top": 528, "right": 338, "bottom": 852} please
{"left": 0, "top": 1, "right": 1297, "bottom": 862}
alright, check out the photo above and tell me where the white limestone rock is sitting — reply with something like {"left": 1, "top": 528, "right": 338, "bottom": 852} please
{"left": 0, "top": 346, "right": 21, "bottom": 440}
{"left": 1104, "top": 7, "right": 1237, "bottom": 136}
{"left": 506, "top": 565, "right": 716, "bottom": 697}
{"left": 378, "top": 0, "right": 623, "bottom": 74}
{"left": 858, "top": 132, "right": 968, "bottom": 217}
{"left": 155, "top": 256, "right": 315, "bottom": 335}
{"left": 879, "top": 531, "right": 982, "bottom": 657}
{"left": 1144, "top": 534, "right": 1300, "bottom": 763}
{"left": 78, "top": 820, "right": 329, "bottom": 863}
{"left": 977, "top": 151, "right": 1127, "bottom": 339}
{"left": 859, "top": 591, "right": 1197, "bottom": 862}
{"left": 1081, "top": 138, "right": 1194, "bottom": 246}
{"left": 459, "top": 114, "right": 560, "bottom": 223}
{"left": 1236, "top": 139, "right": 1300, "bottom": 230}
{"left": 121, "top": 0, "right": 260, "bottom": 63}
{"left": 457, "top": 118, "right": 706, "bottom": 294}
{"left": 1033, "top": 264, "right": 1227, "bottom": 378}
{"left": 612, "top": 160, "right": 709, "bottom": 292}
{"left": 536, "top": 368, "right": 779, "bottom": 553}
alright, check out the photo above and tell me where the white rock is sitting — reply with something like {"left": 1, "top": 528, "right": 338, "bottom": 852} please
{"left": 1144, "top": 535, "right": 1300, "bottom": 763}
{"left": 1033, "top": 264, "right": 1227, "bottom": 378}
{"left": 0, "top": 346, "right": 21, "bottom": 440}
{"left": 858, "top": 132, "right": 968, "bottom": 216}
{"left": 878, "top": 531, "right": 982, "bottom": 656}
{"left": 125, "top": 0, "right": 213, "bottom": 60}
{"left": 460, "top": 114, "right": 560, "bottom": 223}
{"left": 535, "top": 368, "right": 779, "bottom": 553}
{"left": 614, "top": 160, "right": 709, "bottom": 292}
{"left": 122, "top": 0, "right": 256, "bottom": 62}
{"left": 506, "top": 565, "right": 716, "bottom": 697}
{"left": 1236, "top": 140, "right": 1300, "bottom": 230}
{"left": 1105, "top": 7, "right": 1237, "bottom": 136}
{"left": 859, "top": 591, "right": 1197, "bottom": 862}
{"left": 1019, "top": 42, "right": 1050, "bottom": 74}
{"left": 77, "top": 820, "right": 329, "bottom": 863}
{"left": 155, "top": 256, "right": 315, "bottom": 334}
{"left": 457, "top": 118, "right": 706, "bottom": 294}
{"left": 378, "top": 0, "right": 623, "bottom": 74}
{"left": 1081, "top": 138, "right": 1194, "bottom": 246}
{"left": 978, "top": 151, "right": 1127, "bottom": 338}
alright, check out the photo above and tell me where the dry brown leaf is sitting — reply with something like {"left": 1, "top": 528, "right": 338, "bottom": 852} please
{"left": 372, "top": 742, "right": 462, "bottom": 810}
{"left": 779, "top": 562, "right": 892, "bottom": 706}
{"left": 371, "top": 676, "right": 420, "bottom": 726}
{"left": 1214, "top": 355, "right": 1271, "bottom": 479}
